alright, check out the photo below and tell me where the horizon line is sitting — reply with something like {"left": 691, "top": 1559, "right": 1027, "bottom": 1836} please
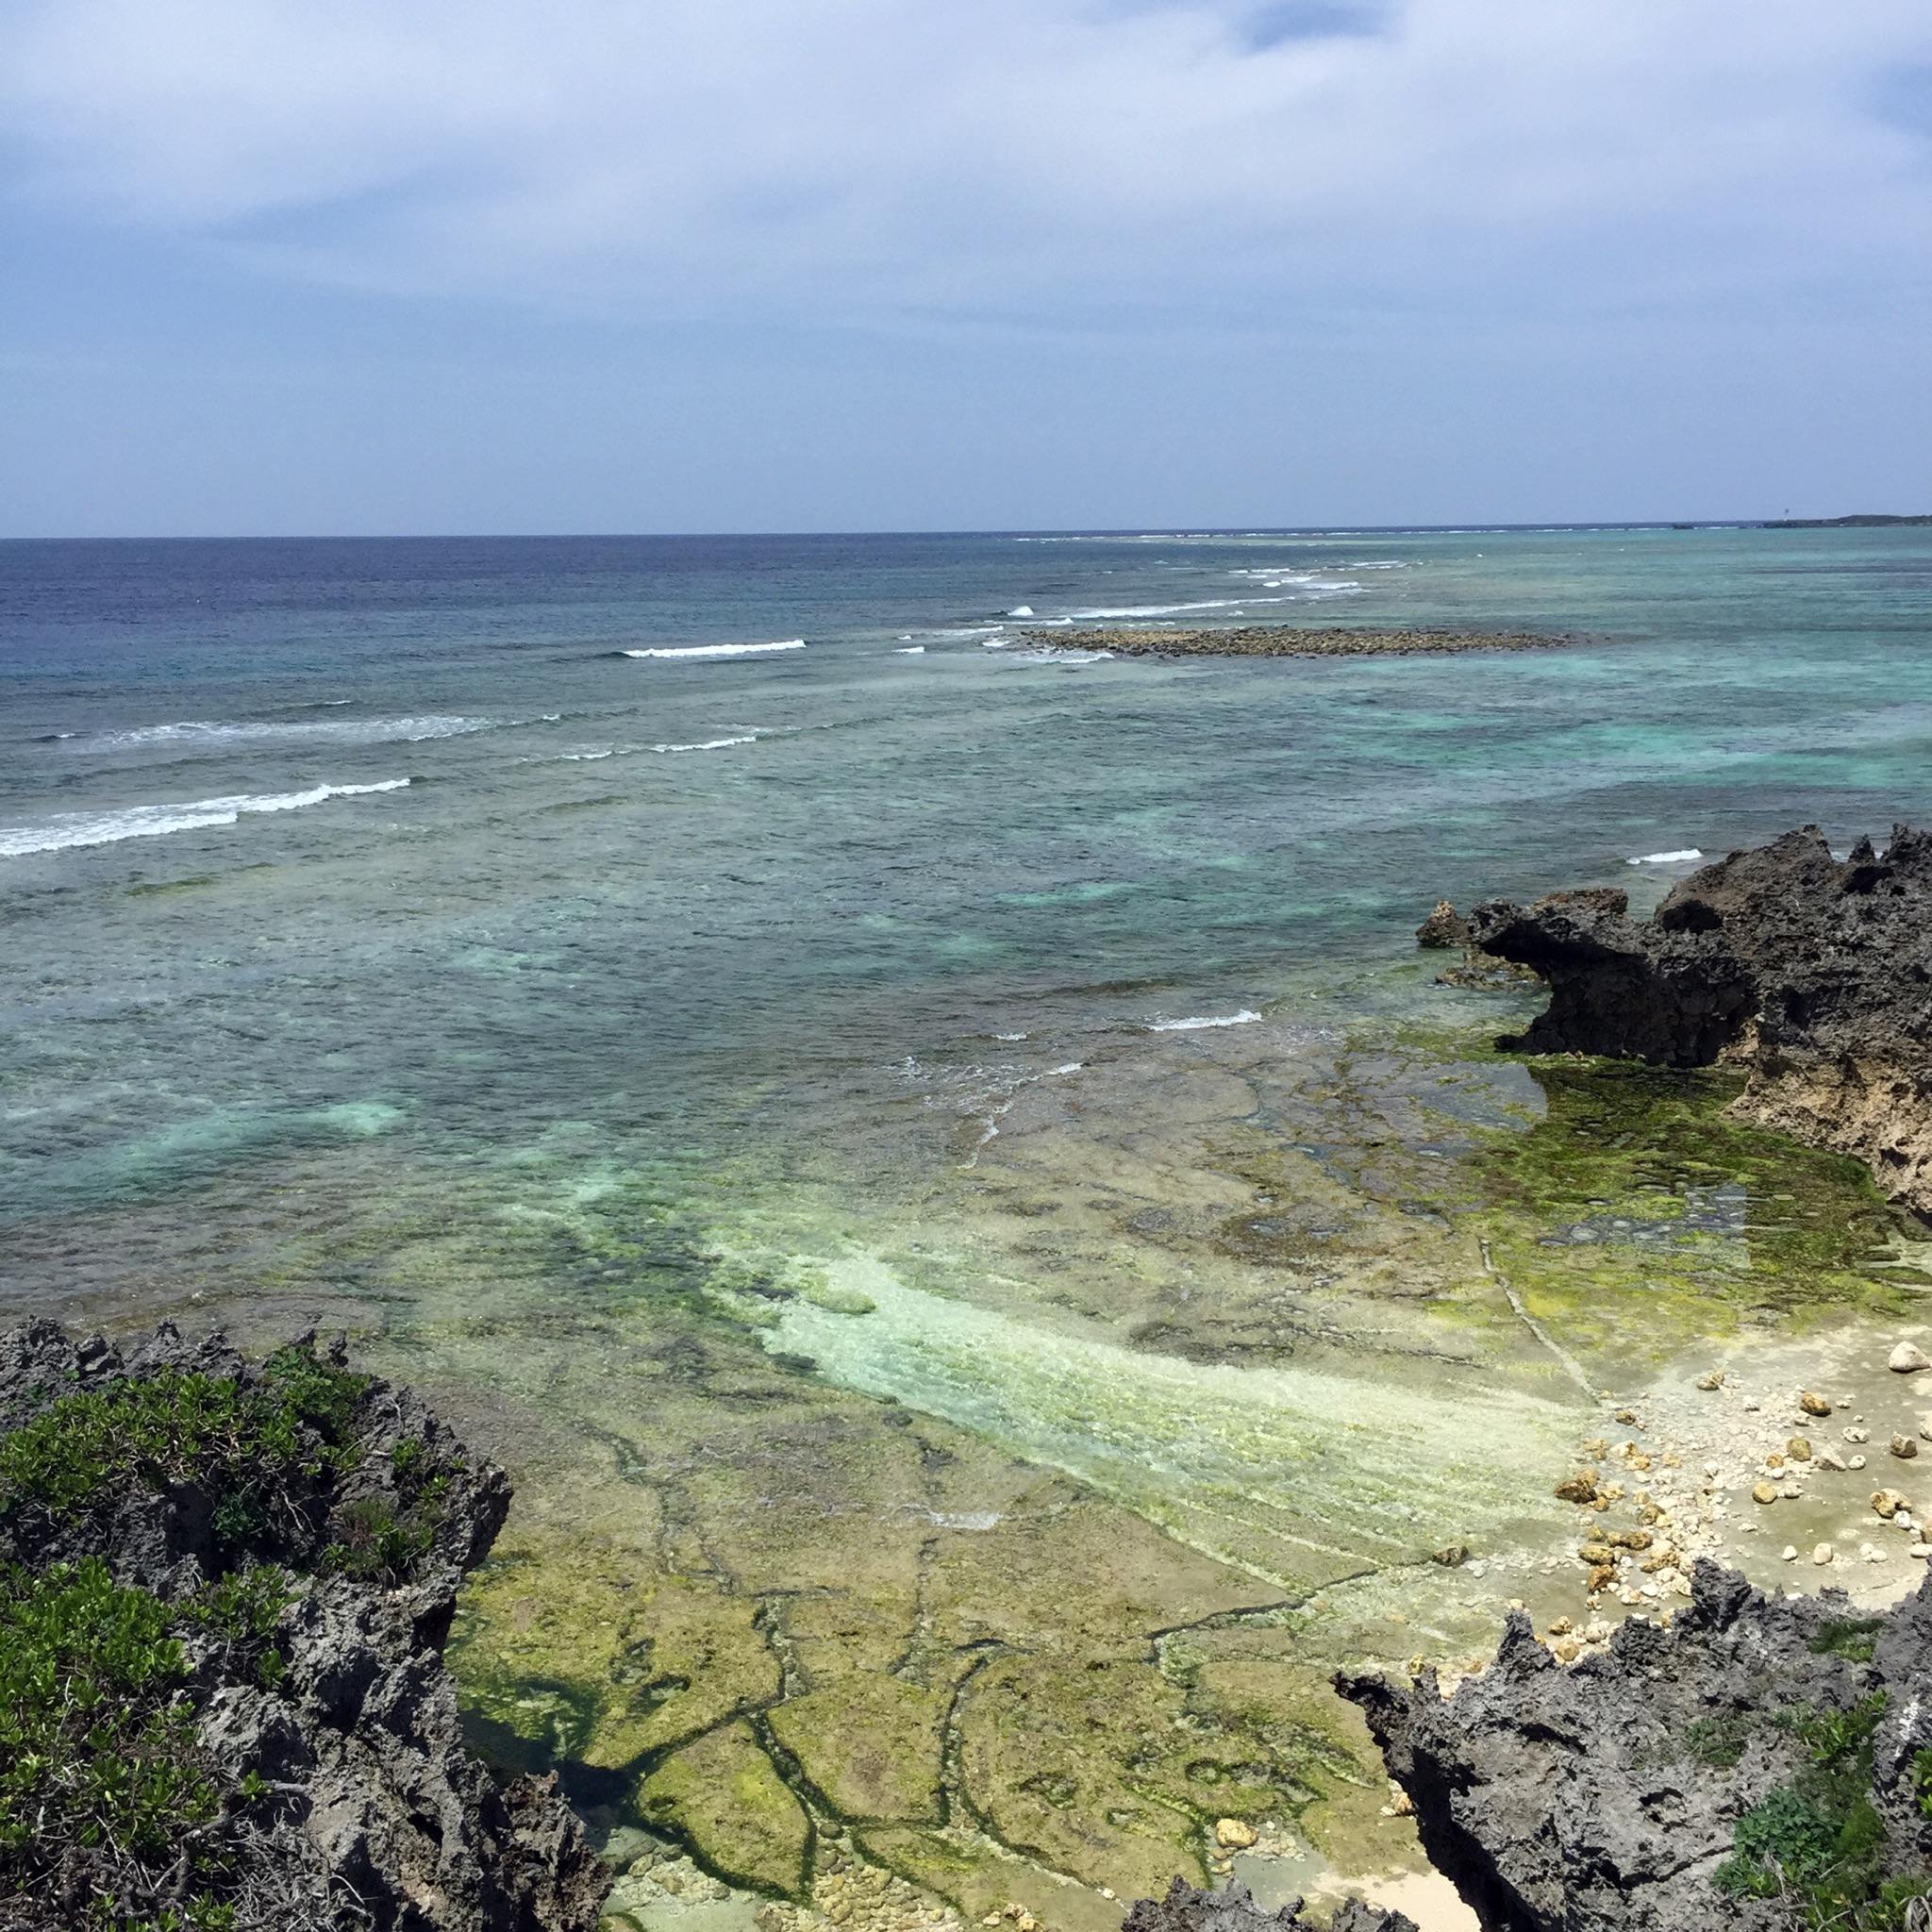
{"left": 4, "top": 515, "right": 1919, "bottom": 544}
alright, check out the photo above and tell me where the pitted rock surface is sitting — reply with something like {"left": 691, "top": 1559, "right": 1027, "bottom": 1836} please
{"left": 1123, "top": 1879, "right": 1415, "bottom": 1932}
{"left": 1339, "top": 1559, "right": 1932, "bottom": 1931}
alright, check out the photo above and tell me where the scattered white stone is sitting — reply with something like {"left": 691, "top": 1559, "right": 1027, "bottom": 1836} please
{"left": 1816, "top": 1447, "right": 1848, "bottom": 1472}
{"left": 1782, "top": 1545, "right": 1799, "bottom": 1561}
{"left": 1814, "top": 1544, "right": 1836, "bottom": 1566}
{"left": 1845, "top": 1427, "right": 1871, "bottom": 1443}
{"left": 1862, "top": 1541, "right": 1889, "bottom": 1563}
{"left": 1852, "top": 1455, "right": 1869, "bottom": 1471}
{"left": 1891, "top": 1341, "right": 1931, "bottom": 1374}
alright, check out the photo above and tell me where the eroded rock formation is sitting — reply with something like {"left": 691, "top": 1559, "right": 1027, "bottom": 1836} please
{"left": 1338, "top": 1559, "right": 1932, "bottom": 1930}
{"left": 1124, "top": 1879, "right": 1415, "bottom": 1932}
{"left": 0, "top": 1320, "right": 608, "bottom": 1932}
{"left": 1466, "top": 826, "right": 1932, "bottom": 1215}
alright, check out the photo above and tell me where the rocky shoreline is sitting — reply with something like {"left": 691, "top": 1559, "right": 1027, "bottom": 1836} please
{"left": 1014, "top": 627, "right": 1575, "bottom": 659}
{"left": 1337, "top": 1556, "right": 1932, "bottom": 1929}
{"left": 1457, "top": 825, "right": 1932, "bottom": 1219}
{"left": 0, "top": 1320, "right": 608, "bottom": 1932}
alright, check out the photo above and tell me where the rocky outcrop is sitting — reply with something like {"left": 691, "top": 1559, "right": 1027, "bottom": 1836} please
{"left": 1416, "top": 902, "right": 1473, "bottom": 951}
{"left": 1124, "top": 1879, "right": 1415, "bottom": 1932}
{"left": 1338, "top": 1559, "right": 1932, "bottom": 1931}
{"left": 0, "top": 1321, "right": 608, "bottom": 1932}
{"left": 1467, "top": 826, "right": 1932, "bottom": 1215}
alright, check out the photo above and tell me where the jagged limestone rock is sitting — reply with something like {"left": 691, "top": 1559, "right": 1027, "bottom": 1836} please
{"left": 1467, "top": 825, "right": 1932, "bottom": 1216}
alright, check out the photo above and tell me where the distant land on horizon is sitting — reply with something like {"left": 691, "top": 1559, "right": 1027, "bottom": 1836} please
{"left": 1757, "top": 512, "right": 1932, "bottom": 528}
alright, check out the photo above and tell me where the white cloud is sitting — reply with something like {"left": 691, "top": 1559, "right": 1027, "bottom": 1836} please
{"left": 2, "top": 0, "right": 1928, "bottom": 321}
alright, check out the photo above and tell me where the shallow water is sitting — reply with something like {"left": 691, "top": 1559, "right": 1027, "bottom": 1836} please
{"left": 5, "top": 525, "right": 1932, "bottom": 1918}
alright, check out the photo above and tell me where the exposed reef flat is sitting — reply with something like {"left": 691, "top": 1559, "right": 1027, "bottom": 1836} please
{"left": 13, "top": 993, "right": 1924, "bottom": 1932}
{"left": 1014, "top": 628, "right": 1576, "bottom": 659}
{"left": 0, "top": 1319, "right": 606, "bottom": 1932}
{"left": 1466, "top": 825, "right": 1932, "bottom": 1219}
{"left": 1340, "top": 1557, "right": 1932, "bottom": 1929}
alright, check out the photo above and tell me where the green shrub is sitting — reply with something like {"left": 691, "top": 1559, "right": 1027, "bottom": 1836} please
{"left": 0, "top": 1350, "right": 371, "bottom": 1558}
{"left": 0, "top": 1558, "right": 215, "bottom": 1866}
{"left": 1713, "top": 1694, "right": 1924, "bottom": 1928}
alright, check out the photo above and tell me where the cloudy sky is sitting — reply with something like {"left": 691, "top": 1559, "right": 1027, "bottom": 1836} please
{"left": 2, "top": 0, "right": 1928, "bottom": 535}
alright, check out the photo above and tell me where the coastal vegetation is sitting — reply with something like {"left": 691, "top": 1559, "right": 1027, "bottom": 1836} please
{"left": 0, "top": 1324, "right": 604, "bottom": 1932}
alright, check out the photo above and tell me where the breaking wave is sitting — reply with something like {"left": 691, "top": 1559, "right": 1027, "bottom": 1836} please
{"left": 621, "top": 641, "right": 807, "bottom": 659}
{"left": 1, "top": 779, "right": 411, "bottom": 858}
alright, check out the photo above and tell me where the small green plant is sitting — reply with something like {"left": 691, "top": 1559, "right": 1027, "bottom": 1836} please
{"left": 328, "top": 1496, "right": 436, "bottom": 1585}
{"left": 1910, "top": 1747, "right": 1932, "bottom": 1821}
{"left": 187, "top": 1564, "right": 293, "bottom": 1688}
{"left": 1809, "top": 1618, "right": 1885, "bottom": 1664}
{"left": 1714, "top": 1694, "right": 1914, "bottom": 1928}
{"left": 1685, "top": 1712, "right": 1755, "bottom": 1770}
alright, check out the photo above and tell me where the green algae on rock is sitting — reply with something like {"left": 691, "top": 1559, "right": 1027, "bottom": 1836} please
{"left": 1468, "top": 1058, "right": 1916, "bottom": 1359}
{"left": 641, "top": 1718, "right": 813, "bottom": 1896}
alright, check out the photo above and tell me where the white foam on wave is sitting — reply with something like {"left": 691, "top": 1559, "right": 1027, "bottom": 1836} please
{"left": 893, "top": 645, "right": 925, "bottom": 655}
{"left": 1058, "top": 591, "right": 1360, "bottom": 620}
{"left": 623, "top": 640, "right": 806, "bottom": 659}
{"left": 1, "top": 778, "right": 410, "bottom": 858}
{"left": 1002, "top": 647, "right": 1113, "bottom": 668}
{"left": 1008, "top": 605, "right": 1035, "bottom": 617}
{"left": 1147, "top": 1008, "right": 1262, "bottom": 1032}
{"left": 652, "top": 735, "right": 758, "bottom": 754}
{"left": 1627, "top": 848, "right": 1703, "bottom": 865}
{"left": 71, "top": 715, "right": 487, "bottom": 752}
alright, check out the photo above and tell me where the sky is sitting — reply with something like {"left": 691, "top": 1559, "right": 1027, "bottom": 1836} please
{"left": 1, "top": 0, "right": 1929, "bottom": 536}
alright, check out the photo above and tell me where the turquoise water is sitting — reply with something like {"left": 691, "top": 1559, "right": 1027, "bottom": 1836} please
{"left": 3, "top": 524, "right": 1930, "bottom": 1306}
{"left": 8, "top": 523, "right": 1932, "bottom": 1902}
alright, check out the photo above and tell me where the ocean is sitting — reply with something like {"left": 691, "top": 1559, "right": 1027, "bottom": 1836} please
{"left": 5, "top": 523, "right": 1932, "bottom": 1919}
